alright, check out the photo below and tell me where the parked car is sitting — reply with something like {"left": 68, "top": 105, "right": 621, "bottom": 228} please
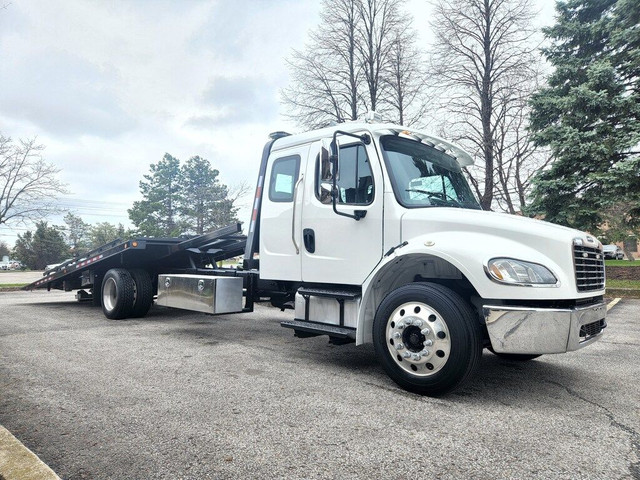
{"left": 603, "top": 244, "right": 624, "bottom": 260}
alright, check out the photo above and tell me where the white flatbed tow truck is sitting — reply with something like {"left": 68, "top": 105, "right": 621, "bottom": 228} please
{"left": 27, "top": 121, "right": 607, "bottom": 396}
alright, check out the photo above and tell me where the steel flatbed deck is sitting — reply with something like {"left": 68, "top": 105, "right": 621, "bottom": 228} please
{"left": 25, "top": 224, "right": 247, "bottom": 292}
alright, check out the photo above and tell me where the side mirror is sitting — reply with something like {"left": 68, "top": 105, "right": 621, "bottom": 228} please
{"left": 320, "top": 138, "right": 339, "bottom": 182}
{"left": 320, "top": 139, "right": 332, "bottom": 181}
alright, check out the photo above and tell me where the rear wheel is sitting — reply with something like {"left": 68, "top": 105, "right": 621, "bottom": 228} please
{"left": 373, "top": 283, "right": 482, "bottom": 396}
{"left": 129, "top": 269, "right": 154, "bottom": 318}
{"left": 102, "top": 269, "right": 135, "bottom": 320}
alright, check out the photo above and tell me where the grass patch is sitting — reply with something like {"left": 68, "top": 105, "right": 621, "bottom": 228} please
{"left": 607, "top": 279, "right": 640, "bottom": 289}
{"left": 605, "top": 260, "right": 639, "bottom": 267}
{"left": 0, "top": 283, "right": 28, "bottom": 288}
{"left": 606, "top": 278, "right": 640, "bottom": 298}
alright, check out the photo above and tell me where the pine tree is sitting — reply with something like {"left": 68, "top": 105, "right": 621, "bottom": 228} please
{"left": 128, "top": 154, "right": 184, "bottom": 237}
{"left": 129, "top": 154, "right": 240, "bottom": 237}
{"left": 14, "top": 222, "right": 69, "bottom": 270}
{"left": 179, "top": 156, "right": 237, "bottom": 235}
{"left": 528, "top": 0, "right": 640, "bottom": 234}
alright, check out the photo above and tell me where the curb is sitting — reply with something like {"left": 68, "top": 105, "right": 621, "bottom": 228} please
{"left": 0, "top": 426, "right": 60, "bottom": 480}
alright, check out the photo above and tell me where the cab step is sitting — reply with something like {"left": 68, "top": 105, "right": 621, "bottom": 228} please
{"left": 297, "top": 287, "right": 360, "bottom": 299}
{"left": 295, "top": 287, "right": 361, "bottom": 328}
{"left": 281, "top": 319, "right": 356, "bottom": 344}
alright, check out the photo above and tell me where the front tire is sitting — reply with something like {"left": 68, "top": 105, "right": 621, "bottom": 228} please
{"left": 102, "top": 269, "right": 135, "bottom": 320}
{"left": 373, "top": 283, "right": 482, "bottom": 396}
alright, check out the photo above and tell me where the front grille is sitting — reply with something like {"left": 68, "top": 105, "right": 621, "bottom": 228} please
{"left": 580, "top": 319, "right": 606, "bottom": 339}
{"left": 573, "top": 244, "right": 605, "bottom": 291}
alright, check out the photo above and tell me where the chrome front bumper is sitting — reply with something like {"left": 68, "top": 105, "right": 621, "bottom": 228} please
{"left": 483, "top": 302, "right": 606, "bottom": 354}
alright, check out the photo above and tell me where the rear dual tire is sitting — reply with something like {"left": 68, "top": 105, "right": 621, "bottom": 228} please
{"left": 101, "top": 268, "right": 153, "bottom": 320}
{"left": 129, "top": 269, "right": 154, "bottom": 318}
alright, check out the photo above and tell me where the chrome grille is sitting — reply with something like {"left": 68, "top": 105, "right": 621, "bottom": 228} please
{"left": 573, "top": 244, "right": 605, "bottom": 291}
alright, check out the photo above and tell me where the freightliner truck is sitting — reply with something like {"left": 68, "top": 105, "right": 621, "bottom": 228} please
{"left": 26, "top": 121, "right": 607, "bottom": 396}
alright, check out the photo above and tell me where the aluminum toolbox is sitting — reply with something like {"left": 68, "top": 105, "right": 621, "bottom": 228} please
{"left": 156, "top": 274, "right": 243, "bottom": 314}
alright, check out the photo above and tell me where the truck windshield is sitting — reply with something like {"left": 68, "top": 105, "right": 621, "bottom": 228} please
{"left": 380, "top": 135, "right": 481, "bottom": 209}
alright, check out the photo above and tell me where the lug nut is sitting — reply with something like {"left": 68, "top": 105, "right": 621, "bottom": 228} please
{"left": 405, "top": 319, "right": 414, "bottom": 325}
{"left": 393, "top": 332, "right": 401, "bottom": 340}
{"left": 423, "top": 339, "right": 433, "bottom": 346}
{"left": 412, "top": 353, "right": 421, "bottom": 361}
{"left": 421, "top": 349, "right": 430, "bottom": 356}
{"left": 414, "top": 320, "right": 423, "bottom": 328}
{"left": 397, "top": 322, "right": 405, "bottom": 329}
{"left": 421, "top": 328, "right": 430, "bottom": 335}
{"left": 396, "top": 343, "right": 405, "bottom": 351}
{"left": 403, "top": 352, "right": 411, "bottom": 359}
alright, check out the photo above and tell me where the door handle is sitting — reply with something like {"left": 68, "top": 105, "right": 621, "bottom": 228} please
{"left": 291, "top": 174, "right": 304, "bottom": 254}
{"left": 303, "top": 228, "right": 315, "bottom": 253}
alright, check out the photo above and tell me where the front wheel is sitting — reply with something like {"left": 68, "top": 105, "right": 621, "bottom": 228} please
{"left": 373, "top": 283, "right": 482, "bottom": 396}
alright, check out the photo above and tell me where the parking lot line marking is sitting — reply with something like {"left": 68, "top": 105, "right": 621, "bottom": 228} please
{"left": 0, "top": 425, "right": 61, "bottom": 480}
{"left": 607, "top": 298, "right": 621, "bottom": 311}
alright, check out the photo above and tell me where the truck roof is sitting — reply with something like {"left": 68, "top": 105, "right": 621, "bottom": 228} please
{"left": 271, "top": 122, "right": 474, "bottom": 167}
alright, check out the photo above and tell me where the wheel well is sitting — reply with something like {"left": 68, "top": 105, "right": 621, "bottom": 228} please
{"left": 359, "top": 254, "right": 483, "bottom": 344}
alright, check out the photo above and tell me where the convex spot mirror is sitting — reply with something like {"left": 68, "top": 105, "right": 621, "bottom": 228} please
{"left": 320, "top": 138, "right": 339, "bottom": 182}
{"left": 319, "top": 182, "right": 333, "bottom": 205}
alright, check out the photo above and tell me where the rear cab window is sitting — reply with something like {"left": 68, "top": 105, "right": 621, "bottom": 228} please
{"left": 269, "top": 155, "right": 300, "bottom": 202}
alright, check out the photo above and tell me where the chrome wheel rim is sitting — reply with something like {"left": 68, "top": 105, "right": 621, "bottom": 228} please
{"left": 103, "top": 277, "right": 117, "bottom": 312}
{"left": 385, "top": 301, "right": 451, "bottom": 376}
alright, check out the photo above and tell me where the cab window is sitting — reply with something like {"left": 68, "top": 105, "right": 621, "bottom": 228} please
{"left": 269, "top": 155, "right": 300, "bottom": 202}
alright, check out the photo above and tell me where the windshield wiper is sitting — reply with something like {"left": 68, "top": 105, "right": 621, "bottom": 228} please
{"left": 405, "top": 188, "right": 463, "bottom": 208}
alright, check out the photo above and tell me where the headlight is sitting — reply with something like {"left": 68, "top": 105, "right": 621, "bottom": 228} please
{"left": 486, "top": 258, "right": 558, "bottom": 286}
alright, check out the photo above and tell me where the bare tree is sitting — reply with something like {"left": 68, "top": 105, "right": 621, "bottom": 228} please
{"left": 430, "top": 0, "right": 540, "bottom": 211}
{"left": 0, "top": 135, "right": 67, "bottom": 227}
{"left": 356, "top": 0, "right": 401, "bottom": 113}
{"left": 282, "top": 0, "right": 420, "bottom": 129}
{"left": 491, "top": 79, "right": 552, "bottom": 214}
{"left": 282, "top": 0, "right": 362, "bottom": 128}
{"left": 382, "top": 23, "right": 429, "bottom": 126}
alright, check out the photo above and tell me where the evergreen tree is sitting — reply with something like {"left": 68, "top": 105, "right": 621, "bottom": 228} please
{"left": 0, "top": 241, "right": 9, "bottom": 259}
{"left": 63, "top": 212, "right": 90, "bottom": 256}
{"left": 89, "top": 222, "right": 130, "bottom": 248}
{"left": 528, "top": 0, "right": 640, "bottom": 234}
{"left": 129, "top": 153, "right": 240, "bottom": 237}
{"left": 128, "top": 154, "right": 184, "bottom": 237}
{"left": 178, "top": 156, "right": 238, "bottom": 235}
{"left": 14, "top": 222, "right": 69, "bottom": 269}
{"left": 13, "top": 231, "right": 34, "bottom": 268}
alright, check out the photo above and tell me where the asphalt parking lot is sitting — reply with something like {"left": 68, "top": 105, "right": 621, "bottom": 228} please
{"left": 1, "top": 291, "right": 638, "bottom": 479}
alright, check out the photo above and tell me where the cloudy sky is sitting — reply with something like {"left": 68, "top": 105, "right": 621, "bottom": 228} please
{"left": 0, "top": 0, "right": 555, "bottom": 247}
